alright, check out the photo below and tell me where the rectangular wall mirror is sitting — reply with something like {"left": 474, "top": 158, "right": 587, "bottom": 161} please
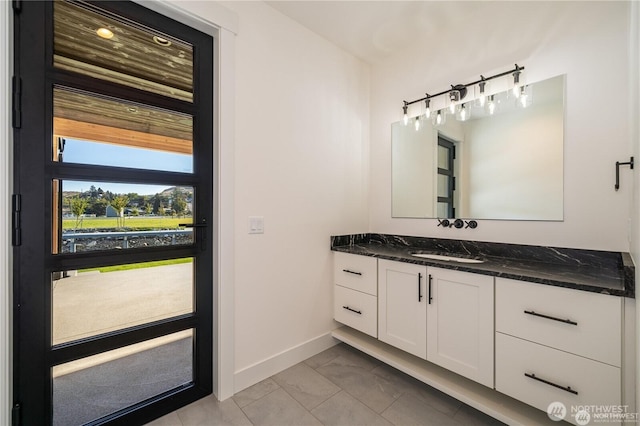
{"left": 392, "top": 74, "right": 565, "bottom": 221}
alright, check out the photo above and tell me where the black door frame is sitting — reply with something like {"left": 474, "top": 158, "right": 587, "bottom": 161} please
{"left": 12, "top": 1, "right": 214, "bottom": 424}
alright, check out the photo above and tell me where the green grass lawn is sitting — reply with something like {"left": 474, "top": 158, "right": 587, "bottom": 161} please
{"left": 80, "top": 258, "right": 193, "bottom": 273}
{"left": 63, "top": 216, "right": 190, "bottom": 230}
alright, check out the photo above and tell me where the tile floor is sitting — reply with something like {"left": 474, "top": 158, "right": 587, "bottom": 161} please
{"left": 147, "top": 343, "right": 505, "bottom": 426}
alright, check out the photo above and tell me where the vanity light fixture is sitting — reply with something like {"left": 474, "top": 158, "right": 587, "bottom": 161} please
{"left": 403, "top": 102, "right": 409, "bottom": 126}
{"left": 448, "top": 89, "right": 460, "bottom": 114}
{"left": 475, "top": 78, "right": 487, "bottom": 107}
{"left": 487, "top": 95, "right": 497, "bottom": 115}
{"left": 517, "top": 85, "right": 532, "bottom": 108}
{"left": 400, "top": 64, "right": 525, "bottom": 125}
{"left": 512, "top": 68, "right": 522, "bottom": 98}
{"left": 456, "top": 104, "right": 470, "bottom": 121}
{"left": 433, "top": 109, "right": 446, "bottom": 126}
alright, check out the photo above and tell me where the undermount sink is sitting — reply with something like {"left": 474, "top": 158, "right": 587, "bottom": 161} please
{"left": 411, "top": 253, "right": 485, "bottom": 264}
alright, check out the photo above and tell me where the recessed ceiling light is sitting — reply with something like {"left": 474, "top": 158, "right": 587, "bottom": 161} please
{"left": 127, "top": 107, "right": 138, "bottom": 113}
{"left": 153, "top": 36, "right": 172, "bottom": 47}
{"left": 96, "top": 28, "right": 114, "bottom": 39}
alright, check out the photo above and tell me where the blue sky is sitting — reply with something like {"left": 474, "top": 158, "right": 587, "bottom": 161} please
{"left": 62, "top": 139, "right": 192, "bottom": 195}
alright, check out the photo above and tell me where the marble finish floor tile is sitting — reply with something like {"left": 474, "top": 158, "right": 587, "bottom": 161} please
{"left": 272, "top": 362, "right": 340, "bottom": 410}
{"left": 232, "top": 378, "right": 281, "bottom": 408}
{"left": 315, "top": 357, "right": 403, "bottom": 413}
{"left": 146, "top": 343, "right": 506, "bottom": 426}
{"left": 381, "top": 392, "right": 460, "bottom": 426}
{"left": 310, "top": 390, "right": 392, "bottom": 426}
{"left": 242, "top": 388, "right": 322, "bottom": 426}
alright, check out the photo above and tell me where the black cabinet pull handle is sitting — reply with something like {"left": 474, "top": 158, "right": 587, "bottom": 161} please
{"left": 524, "top": 310, "right": 577, "bottom": 326}
{"left": 343, "top": 269, "right": 362, "bottom": 276}
{"left": 342, "top": 306, "right": 362, "bottom": 315}
{"left": 524, "top": 373, "right": 578, "bottom": 395}
{"left": 418, "top": 273, "right": 423, "bottom": 302}
{"left": 428, "top": 274, "right": 433, "bottom": 304}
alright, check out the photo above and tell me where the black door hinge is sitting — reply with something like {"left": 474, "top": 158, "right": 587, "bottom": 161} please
{"left": 12, "top": 403, "right": 20, "bottom": 426}
{"left": 12, "top": 0, "right": 21, "bottom": 14}
{"left": 452, "top": 145, "right": 456, "bottom": 160}
{"left": 12, "top": 194, "right": 21, "bottom": 247}
{"left": 12, "top": 76, "right": 22, "bottom": 129}
{"left": 452, "top": 176, "right": 456, "bottom": 191}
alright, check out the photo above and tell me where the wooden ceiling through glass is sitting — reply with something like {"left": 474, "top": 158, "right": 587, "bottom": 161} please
{"left": 52, "top": 0, "right": 194, "bottom": 154}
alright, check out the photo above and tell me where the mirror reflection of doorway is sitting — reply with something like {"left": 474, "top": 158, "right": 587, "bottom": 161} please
{"left": 437, "top": 135, "right": 456, "bottom": 218}
{"left": 13, "top": 1, "right": 214, "bottom": 424}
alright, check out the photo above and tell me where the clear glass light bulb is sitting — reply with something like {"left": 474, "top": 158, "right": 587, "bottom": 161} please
{"left": 435, "top": 111, "right": 444, "bottom": 125}
{"left": 459, "top": 105, "right": 468, "bottom": 121}
{"left": 425, "top": 107, "right": 431, "bottom": 119}
{"left": 476, "top": 81, "right": 487, "bottom": 108}
{"left": 519, "top": 92, "right": 528, "bottom": 108}
{"left": 414, "top": 117, "right": 421, "bottom": 131}
{"left": 512, "top": 70, "right": 522, "bottom": 98}
{"left": 403, "top": 113, "right": 409, "bottom": 126}
{"left": 487, "top": 96, "right": 496, "bottom": 115}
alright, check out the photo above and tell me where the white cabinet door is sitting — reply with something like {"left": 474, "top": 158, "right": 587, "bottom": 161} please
{"left": 426, "top": 267, "right": 494, "bottom": 388}
{"left": 378, "top": 259, "right": 427, "bottom": 359}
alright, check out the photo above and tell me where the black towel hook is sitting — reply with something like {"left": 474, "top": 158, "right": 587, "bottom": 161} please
{"left": 615, "top": 157, "right": 634, "bottom": 191}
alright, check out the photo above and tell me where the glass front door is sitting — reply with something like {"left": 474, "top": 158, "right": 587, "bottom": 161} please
{"left": 13, "top": 1, "right": 214, "bottom": 424}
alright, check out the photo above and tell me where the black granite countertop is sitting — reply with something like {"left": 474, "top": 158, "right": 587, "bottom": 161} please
{"left": 331, "top": 234, "right": 635, "bottom": 298}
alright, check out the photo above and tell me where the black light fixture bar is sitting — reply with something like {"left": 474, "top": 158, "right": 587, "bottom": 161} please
{"left": 402, "top": 64, "right": 525, "bottom": 107}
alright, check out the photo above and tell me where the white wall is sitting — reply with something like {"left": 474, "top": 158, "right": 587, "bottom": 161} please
{"left": 219, "top": 1, "right": 370, "bottom": 390}
{"left": 370, "top": 1, "right": 632, "bottom": 251}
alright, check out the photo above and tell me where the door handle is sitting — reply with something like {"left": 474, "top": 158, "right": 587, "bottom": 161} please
{"left": 428, "top": 274, "right": 433, "bottom": 304}
{"left": 180, "top": 220, "right": 207, "bottom": 250}
{"left": 524, "top": 373, "right": 578, "bottom": 395}
{"left": 524, "top": 310, "right": 577, "bottom": 326}
{"left": 418, "top": 273, "right": 422, "bottom": 301}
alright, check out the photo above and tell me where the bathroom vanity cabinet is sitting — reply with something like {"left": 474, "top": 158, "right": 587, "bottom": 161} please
{"left": 377, "top": 259, "right": 494, "bottom": 386}
{"left": 495, "top": 278, "right": 622, "bottom": 425}
{"left": 332, "top": 252, "right": 377, "bottom": 337}
{"left": 330, "top": 236, "right": 634, "bottom": 426}
{"left": 378, "top": 259, "right": 427, "bottom": 358}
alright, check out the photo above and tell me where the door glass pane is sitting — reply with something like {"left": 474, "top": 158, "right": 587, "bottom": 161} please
{"left": 437, "top": 174, "right": 449, "bottom": 197}
{"left": 437, "top": 202, "right": 450, "bottom": 218}
{"left": 53, "top": 0, "right": 193, "bottom": 102}
{"left": 53, "top": 329, "right": 194, "bottom": 426}
{"left": 53, "top": 181, "right": 194, "bottom": 254}
{"left": 52, "top": 258, "right": 194, "bottom": 345}
{"left": 438, "top": 145, "right": 449, "bottom": 170}
{"left": 53, "top": 87, "right": 193, "bottom": 173}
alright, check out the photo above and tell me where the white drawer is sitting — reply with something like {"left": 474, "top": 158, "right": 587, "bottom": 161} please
{"left": 496, "top": 278, "right": 622, "bottom": 366}
{"left": 333, "top": 252, "right": 377, "bottom": 296}
{"left": 334, "top": 285, "right": 377, "bottom": 338}
{"left": 496, "top": 333, "right": 621, "bottom": 426}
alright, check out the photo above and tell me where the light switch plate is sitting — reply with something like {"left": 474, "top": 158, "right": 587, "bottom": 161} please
{"left": 249, "top": 216, "right": 264, "bottom": 234}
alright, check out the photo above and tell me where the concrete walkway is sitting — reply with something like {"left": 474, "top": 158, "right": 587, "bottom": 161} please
{"left": 52, "top": 263, "right": 193, "bottom": 377}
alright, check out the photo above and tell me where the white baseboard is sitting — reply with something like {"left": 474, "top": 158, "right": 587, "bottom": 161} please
{"left": 234, "top": 332, "right": 339, "bottom": 394}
